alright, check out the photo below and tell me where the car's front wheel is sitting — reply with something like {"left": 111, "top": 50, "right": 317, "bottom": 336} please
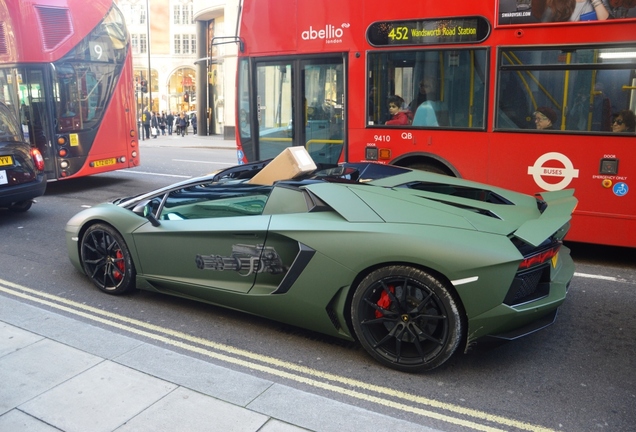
{"left": 351, "top": 266, "right": 463, "bottom": 372}
{"left": 80, "top": 223, "right": 136, "bottom": 294}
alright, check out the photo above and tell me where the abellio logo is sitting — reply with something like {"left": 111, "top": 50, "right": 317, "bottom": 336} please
{"left": 301, "top": 23, "right": 350, "bottom": 43}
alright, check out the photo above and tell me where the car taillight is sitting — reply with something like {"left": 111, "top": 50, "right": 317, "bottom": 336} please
{"left": 31, "top": 148, "right": 45, "bottom": 171}
{"left": 518, "top": 242, "right": 561, "bottom": 270}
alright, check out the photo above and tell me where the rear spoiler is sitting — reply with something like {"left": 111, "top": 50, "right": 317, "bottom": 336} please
{"left": 513, "top": 189, "right": 578, "bottom": 247}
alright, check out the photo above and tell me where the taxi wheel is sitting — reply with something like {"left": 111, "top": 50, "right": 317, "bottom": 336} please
{"left": 80, "top": 223, "right": 136, "bottom": 294}
{"left": 351, "top": 265, "right": 463, "bottom": 372}
{"left": 9, "top": 200, "right": 32, "bottom": 212}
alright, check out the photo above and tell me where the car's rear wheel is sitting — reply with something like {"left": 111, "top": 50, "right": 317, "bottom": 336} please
{"left": 9, "top": 200, "right": 32, "bottom": 212}
{"left": 80, "top": 223, "right": 136, "bottom": 294}
{"left": 351, "top": 265, "right": 463, "bottom": 372}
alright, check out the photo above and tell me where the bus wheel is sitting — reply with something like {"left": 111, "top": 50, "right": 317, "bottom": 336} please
{"left": 9, "top": 200, "right": 32, "bottom": 212}
{"left": 80, "top": 223, "right": 136, "bottom": 295}
{"left": 409, "top": 163, "right": 450, "bottom": 176}
{"left": 351, "top": 265, "right": 463, "bottom": 372}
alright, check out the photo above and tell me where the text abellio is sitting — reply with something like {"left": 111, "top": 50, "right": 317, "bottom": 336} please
{"left": 301, "top": 25, "right": 344, "bottom": 40}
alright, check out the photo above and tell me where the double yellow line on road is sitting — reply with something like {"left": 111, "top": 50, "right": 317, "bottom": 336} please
{"left": 0, "top": 278, "right": 556, "bottom": 432}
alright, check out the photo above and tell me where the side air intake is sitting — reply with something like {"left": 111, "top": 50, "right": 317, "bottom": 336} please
{"left": 35, "top": 6, "right": 73, "bottom": 51}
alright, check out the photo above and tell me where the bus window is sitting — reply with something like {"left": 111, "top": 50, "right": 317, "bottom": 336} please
{"left": 302, "top": 59, "right": 344, "bottom": 165}
{"left": 496, "top": 45, "right": 636, "bottom": 132}
{"left": 248, "top": 57, "right": 345, "bottom": 164}
{"left": 14, "top": 68, "right": 52, "bottom": 160}
{"left": 255, "top": 62, "right": 293, "bottom": 161}
{"left": 368, "top": 48, "right": 487, "bottom": 129}
{"left": 238, "top": 59, "right": 252, "bottom": 139}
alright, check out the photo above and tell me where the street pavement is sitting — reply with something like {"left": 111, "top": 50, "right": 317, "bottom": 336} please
{"left": 0, "top": 294, "right": 442, "bottom": 432}
{"left": 138, "top": 129, "right": 238, "bottom": 150}
{"left": 0, "top": 132, "right": 442, "bottom": 432}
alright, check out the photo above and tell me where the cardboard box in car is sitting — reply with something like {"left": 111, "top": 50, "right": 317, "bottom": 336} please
{"left": 248, "top": 146, "right": 317, "bottom": 185}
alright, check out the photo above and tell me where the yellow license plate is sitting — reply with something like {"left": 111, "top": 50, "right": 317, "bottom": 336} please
{"left": 0, "top": 155, "right": 14, "bottom": 166}
{"left": 93, "top": 158, "right": 116, "bottom": 168}
{"left": 551, "top": 253, "right": 559, "bottom": 268}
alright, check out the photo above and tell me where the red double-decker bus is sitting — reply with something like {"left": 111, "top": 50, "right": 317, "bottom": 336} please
{"left": 234, "top": 0, "right": 636, "bottom": 248}
{"left": 0, "top": 0, "right": 140, "bottom": 181}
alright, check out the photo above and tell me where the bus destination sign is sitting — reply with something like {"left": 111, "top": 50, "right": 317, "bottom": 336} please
{"left": 367, "top": 17, "right": 490, "bottom": 47}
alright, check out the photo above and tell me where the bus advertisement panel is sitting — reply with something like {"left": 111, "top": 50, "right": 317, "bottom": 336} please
{"left": 0, "top": 0, "right": 140, "bottom": 181}
{"left": 498, "top": 0, "right": 636, "bottom": 24}
{"left": 234, "top": 0, "right": 636, "bottom": 248}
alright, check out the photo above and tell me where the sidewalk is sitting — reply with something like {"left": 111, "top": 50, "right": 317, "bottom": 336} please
{"left": 0, "top": 294, "right": 440, "bottom": 432}
{"left": 138, "top": 130, "right": 237, "bottom": 150}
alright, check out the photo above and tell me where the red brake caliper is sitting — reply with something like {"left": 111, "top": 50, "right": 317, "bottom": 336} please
{"left": 375, "top": 285, "right": 395, "bottom": 318}
{"left": 113, "top": 250, "right": 125, "bottom": 281}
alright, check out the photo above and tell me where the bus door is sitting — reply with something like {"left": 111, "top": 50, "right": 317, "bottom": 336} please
{"left": 298, "top": 57, "right": 345, "bottom": 165}
{"left": 249, "top": 55, "right": 346, "bottom": 164}
{"left": 16, "top": 67, "right": 57, "bottom": 180}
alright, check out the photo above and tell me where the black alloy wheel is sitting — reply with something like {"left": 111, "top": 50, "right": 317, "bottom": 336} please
{"left": 351, "top": 265, "right": 463, "bottom": 372}
{"left": 80, "top": 223, "right": 136, "bottom": 294}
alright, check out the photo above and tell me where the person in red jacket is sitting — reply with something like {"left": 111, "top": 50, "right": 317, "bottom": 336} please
{"left": 385, "top": 95, "right": 411, "bottom": 125}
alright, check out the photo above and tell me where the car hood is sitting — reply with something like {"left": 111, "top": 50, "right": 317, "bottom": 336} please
{"left": 305, "top": 170, "right": 577, "bottom": 247}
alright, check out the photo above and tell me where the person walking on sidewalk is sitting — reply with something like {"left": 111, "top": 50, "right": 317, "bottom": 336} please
{"left": 150, "top": 112, "right": 159, "bottom": 138}
{"left": 191, "top": 113, "right": 198, "bottom": 135}
{"left": 178, "top": 113, "right": 187, "bottom": 137}
{"left": 166, "top": 111, "right": 174, "bottom": 135}
{"left": 142, "top": 107, "right": 151, "bottom": 140}
{"left": 159, "top": 113, "right": 166, "bottom": 136}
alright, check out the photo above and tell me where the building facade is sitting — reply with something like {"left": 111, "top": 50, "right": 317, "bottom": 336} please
{"left": 116, "top": 0, "right": 238, "bottom": 137}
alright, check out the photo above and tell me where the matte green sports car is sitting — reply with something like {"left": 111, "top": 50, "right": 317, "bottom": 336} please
{"left": 66, "top": 158, "right": 577, "bottom": 372}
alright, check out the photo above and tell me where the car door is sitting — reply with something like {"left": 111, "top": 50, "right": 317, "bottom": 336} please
{"left": 131, "top": 182, "right": 272, "bottom": 295}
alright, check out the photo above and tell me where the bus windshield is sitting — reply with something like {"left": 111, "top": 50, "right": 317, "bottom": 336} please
{"left": 53, "top": 5, "right": 129, "bottom": 133}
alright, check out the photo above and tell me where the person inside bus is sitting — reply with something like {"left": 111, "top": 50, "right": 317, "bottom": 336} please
{"left": 385, "top": 95, "right": 411, "bottom": 126}
{"left": 534, "top": 107, "right": 558, "bottom": 130}
{"left": 408, "top": 78, "right": 431, "bottom": 113}
{"left": 409, "top": 77, "right": 439, "bottom": 112}
{"left": 368, "top": 86, "right": 376, "bottom": 122}
{"left": 62, "top": 102, "right": 76, "bottom": 117}
{"left": 612, "top": 110, "right": 636, "bottom": 133}
{"left": 411, "top": 76, "right": 451, "bottom": 126}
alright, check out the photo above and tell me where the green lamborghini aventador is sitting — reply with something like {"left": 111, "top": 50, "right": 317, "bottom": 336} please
{"left": 66, "top": 160, "right": 577, "bottom": 372}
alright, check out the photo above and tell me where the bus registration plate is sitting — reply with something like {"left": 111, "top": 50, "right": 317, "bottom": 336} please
{"left": 93, "top": 158, "right": 116, "bottom": 168}
{"left": 0, "top": 155, "right": 14, "bottom": 166}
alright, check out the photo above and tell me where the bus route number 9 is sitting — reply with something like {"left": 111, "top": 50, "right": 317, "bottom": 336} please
{"left": 89, "top": 42, "right": 107, "bottom": 62}
{"left": 388, "top": 26, "right": 409, "bottom": 41}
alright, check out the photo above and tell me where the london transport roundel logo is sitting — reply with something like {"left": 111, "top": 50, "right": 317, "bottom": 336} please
{"left": 527, "top": 152, "right": 579, "bottom": 191}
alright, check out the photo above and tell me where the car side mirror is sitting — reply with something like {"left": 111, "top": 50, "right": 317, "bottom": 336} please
{"left": 132, "top": 200, "right": 161, "bottom": 227}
